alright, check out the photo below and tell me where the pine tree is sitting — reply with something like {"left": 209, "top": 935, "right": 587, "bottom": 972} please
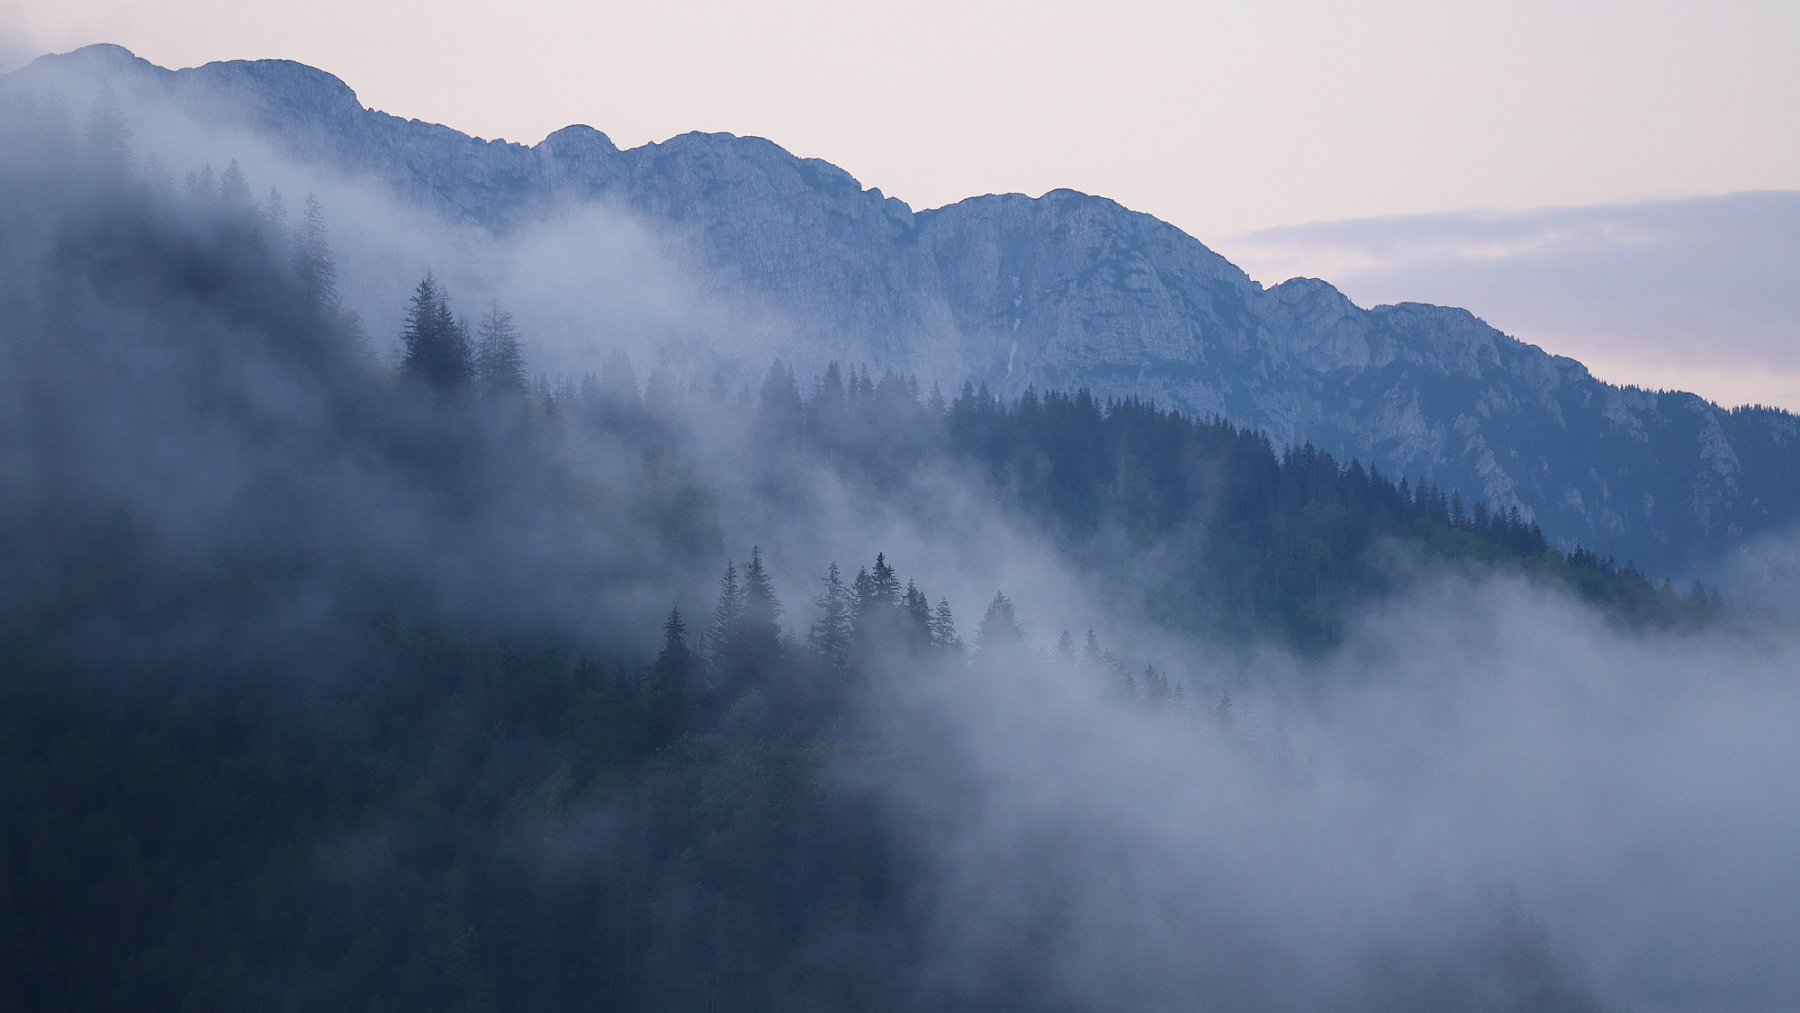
{"left": 731, "top": 547, "right": 784, "bottom": 692}
{"left": 294, "top": 195, "right": 340, "bottom": 312}
{"left": 648, "top": 608, "right": 693, "bottom": 743}
{"left": 1108, "top": 652, "right": 1135, "bottom": 699}
{"left": 926, "top": 381, "right": 947, "bottom": 418}
{"left": 812, "top": 362, "right": 847, "bottom": 436}
{"left": 218, "top": 160, "right": 255, "bottom": 220}
{"left": 260, "top": 187, "right": 288, "bottom": 240}
{"left": 758, "top": 359, "right": 804, "bottom": 439}
{"left": 850, "top": 553, "right": 904, "bottom": 649}
{"left": 808, "top": 563, "right": 855, "bottom": 679}
{"left": 974, "top": 591, "right": 1025, "bottom": 663}
{"left": 1140, "top": 665, "right": 1170, "bottom": 710}
{"left": 707, "top": 561, "right": 743, "bottom": 674}
{"left": 399, "top": 274, "right": 472, "bottom": 391}
{"left": 930, "top": 599, "right": 964, "bottom": 657}
{"left": 185, "top": 164, "right": 216, "bottom": 206}
{"left": 851, "top": 567, "right": 875, "bottom": 618}
{"left": 475, "top": 301, "right": 527, "bottom": 398}
{"left": 866, "top": 554, "right": 900, "bottom": 612}
{"left": 741, "top": 547, "right": 782, "bottom": 636}
{"left": 902, "top": 581, "right": 933, "bottom": 651}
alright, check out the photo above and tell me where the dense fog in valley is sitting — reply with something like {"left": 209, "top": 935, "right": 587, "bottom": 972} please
{"left": 1, "top": 76, "right": 1797, "bottom": 1013}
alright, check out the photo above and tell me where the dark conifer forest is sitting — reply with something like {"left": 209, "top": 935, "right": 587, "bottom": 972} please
{"left": 0, "top": 93, "right": 1776, "bottom": 1013}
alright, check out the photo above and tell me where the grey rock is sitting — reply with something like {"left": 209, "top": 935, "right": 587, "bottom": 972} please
{"left": 10, "top": 44, "right": 1799, "bottom": 574}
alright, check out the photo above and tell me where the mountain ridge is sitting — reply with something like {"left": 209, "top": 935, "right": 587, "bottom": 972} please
{"left": 8, "top": 43, "right": 1798, "bottom": 575}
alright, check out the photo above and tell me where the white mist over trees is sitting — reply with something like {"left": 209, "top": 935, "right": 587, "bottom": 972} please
{"left": 3, "top": 74, "right": 1799, "bottom": 1013}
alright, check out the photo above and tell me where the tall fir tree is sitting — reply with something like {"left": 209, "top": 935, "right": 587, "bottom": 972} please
{"left": 185, "top": 164, "right": 216, "bottom": 206}
{"left": 709, "top": 547, "right": 782, "bottom": 695}
{"left": 707, "top": 560, "right": 743, "bottom": 674}
{"left": 475, "top": 301, "right": 527, "bottom": 398}
{"left": 399, "top": 273, "right": 472, "bottom": 391}
{"left": 974, "top": 591, "right": 1025, "bottom": 663}
{"left": 808, "top": 563, "right": 855, "bottom": 679}
{"left": 260, "top": 187, "right": 288, "bottom": 242}
{"left": 648, "top": 608, "right": 693, "bottom": 744}
{"left": 1140, "top": 666, "right": 1171, "bottom": 710}
{"left": 902, "top": 581, "right": 933, "bottom": 651}
{"left": 757, "top": 359, "right": 804, "bottom": 440}
{"left": 930, "top": 599, "right": 963, "bottom": 657}
{"left": 294, "top": 194, "right": 340, "bottom": 313}
{"left": 217, "top": 159, "right": 255, "bottom": 221}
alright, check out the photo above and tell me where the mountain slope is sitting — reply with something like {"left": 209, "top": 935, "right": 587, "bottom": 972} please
{"left": 9, "top": 44, "right": 1799, "bottom": 574}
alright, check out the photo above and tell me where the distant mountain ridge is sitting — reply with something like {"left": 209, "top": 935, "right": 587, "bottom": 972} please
{"left": 9, "top": 43, "right": 1800, "bottom": 575}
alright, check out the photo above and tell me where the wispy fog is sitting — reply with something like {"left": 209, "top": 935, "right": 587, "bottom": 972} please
{"left": 5, "top": 61, "right": 1798, "bottom": 1013}
{"left": 863, "top": 571, "right": 1800, "bottom": 1013}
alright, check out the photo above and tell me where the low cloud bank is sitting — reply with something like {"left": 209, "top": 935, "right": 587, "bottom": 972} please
{"left": 861, "top": 571, "right": 1800, "bottom": 1013}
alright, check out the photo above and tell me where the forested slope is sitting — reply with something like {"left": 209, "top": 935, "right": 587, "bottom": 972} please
{"left": 0, "top": 92, "right": 1732, "bottom": 1013}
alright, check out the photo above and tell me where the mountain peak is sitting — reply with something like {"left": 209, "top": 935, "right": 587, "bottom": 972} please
{"left": 27, "top": 43, "right": 156, "bottom": 76}
{"left": 9, "top": 45, "right": 1792, "bottom": 570}
{"left": 180, "top": 57, "right": 363, "bottom": 118}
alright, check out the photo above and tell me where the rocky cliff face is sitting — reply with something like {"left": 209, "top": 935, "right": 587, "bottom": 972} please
{"left": 10, "top": 44, "right": 1799, "bottom": 574}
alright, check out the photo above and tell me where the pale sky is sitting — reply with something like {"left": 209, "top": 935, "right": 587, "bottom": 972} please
{"left": 5, "top": 0, "right": 1796, "bottom": 239}
{"left": 4, "top": 0, "right": 1798, "bottom": 405}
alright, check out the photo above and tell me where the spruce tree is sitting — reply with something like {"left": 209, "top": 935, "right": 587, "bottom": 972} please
{"left": 757, "top": 359, "right": 804, "bottom": 439}
{"left": 1140, "top": 665, "right": 1170, "bottom": 710}
{"left": 902, "top": 581, "right": 933, "bottom": 651}
{"left": 218, "top": 160, "right": 255, "bottom": 220}
{"left": 707, "top": 561, "right": 743, "bottom": 674}
{"left": 864, "top": 554, "right": 900, "bottom": 613}
{"left": 850, "top": 553, "right": 904, "bottom": 649}
{"left": 260, "top": 187, "right": 289, "bottom": 246}
{"left": 475, "top": 301, "right": 527, "bottom": 398}
{"left": 812, "top": 362, "right": 847, "bottom": 435}
{"left": 399, "top": 273, "right": 472, "bottom": 391}
{"left": 930, "top": 599, "right": 963, "bottom": 657}
{"left": 648, "top": 608, "right": 693, "bottom": 743}
{"left": 926, "top": 381, "right": 947, "bottom": 418}
{"left": 808, "top": 563, "right": 854, "bottom": 679}
{"left": 974, "top": 591, "right": 1025, "bottom": 663}
{"left": 294, "top": 195, "right": 340, "bottom": 312}
{"left": 732, "top": 547, "right": 784, "bottom": 691}
{"left": 185, "top": 164, "right": 216, "bottom": 206}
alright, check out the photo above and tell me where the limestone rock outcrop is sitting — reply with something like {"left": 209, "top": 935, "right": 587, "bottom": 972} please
{"left": 11, "top": 44, "right": 1798, "bottom": 573}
